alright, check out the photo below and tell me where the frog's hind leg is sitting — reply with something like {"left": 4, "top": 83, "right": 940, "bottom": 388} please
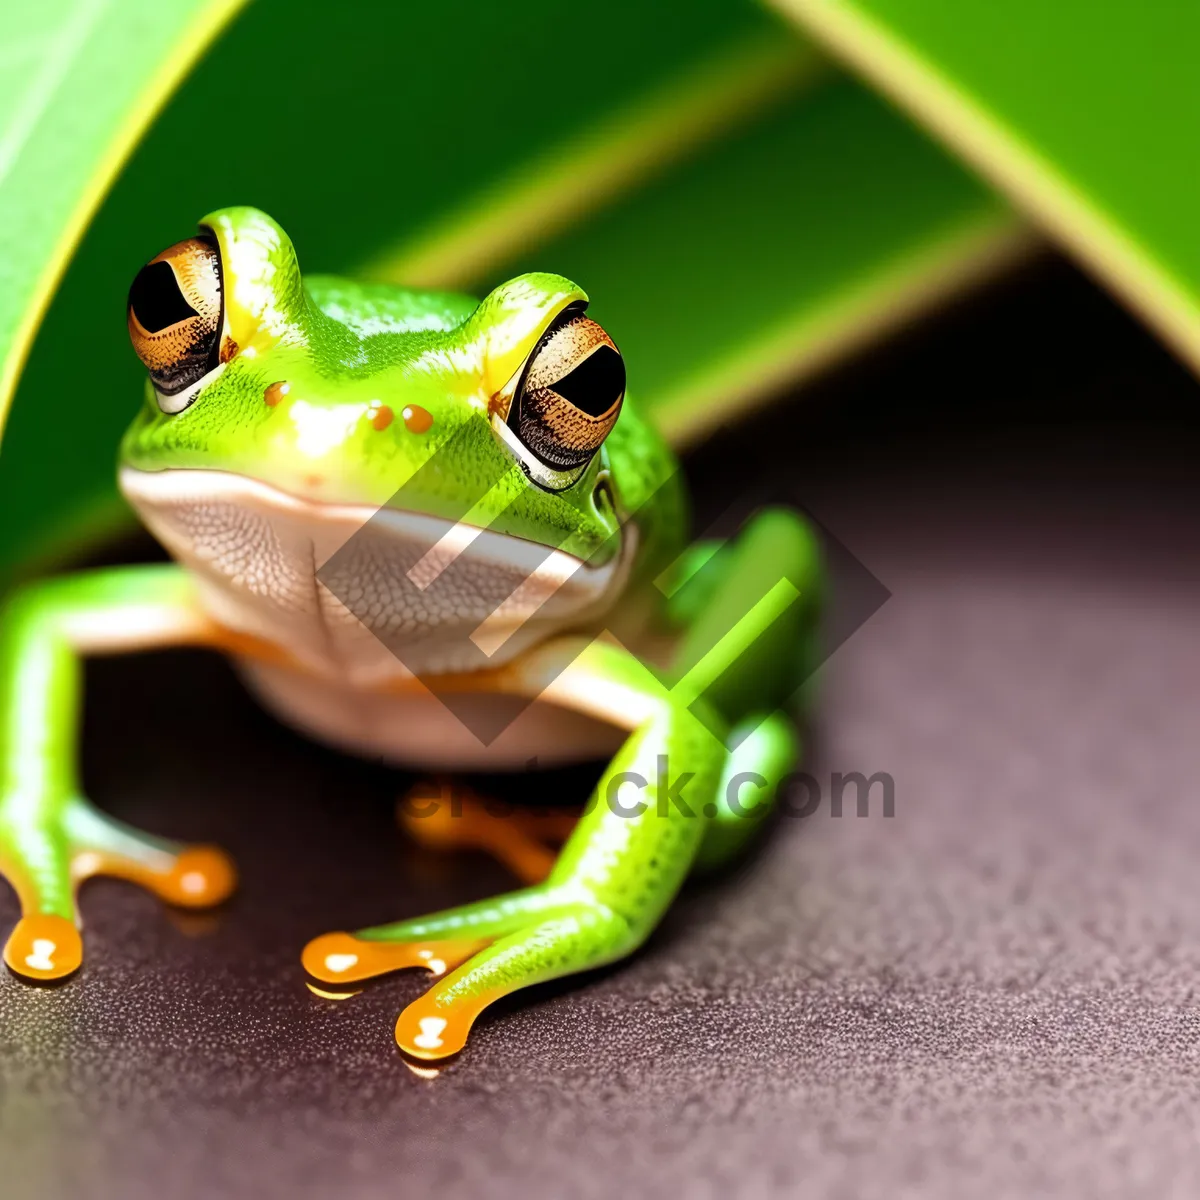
{"left": 398, "top": 778, "right": 577, "bottom": 885}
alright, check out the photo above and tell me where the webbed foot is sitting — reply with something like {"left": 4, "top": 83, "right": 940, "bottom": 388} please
{"left": 0, "top": 800, "right": 235, "bottom": 982}
{"left": 302, "top": 882, "right": 630, "bottom": 1060}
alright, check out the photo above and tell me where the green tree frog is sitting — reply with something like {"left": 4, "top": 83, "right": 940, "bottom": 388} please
{"left": 0, "top": 208, "right": 820, "bottom": 1061}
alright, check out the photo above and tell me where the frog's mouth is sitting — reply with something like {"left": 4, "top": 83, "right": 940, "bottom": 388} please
{"left": 118, "top": 466, "right": 633, "bottom": 680}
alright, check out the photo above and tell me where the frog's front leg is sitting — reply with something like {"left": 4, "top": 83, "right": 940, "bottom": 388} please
{"left": 305, "top": 513, "right": 815, "bottom": 1060}
{"left": 0, "top": 565, "right": 236, "bottom": 981}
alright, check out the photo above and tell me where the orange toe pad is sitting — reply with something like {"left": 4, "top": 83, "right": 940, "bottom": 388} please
{"left": 395, "top": 991, "right": 495, "bottom": 1061}
{"left": 155, "top": 845, "right": 238, "bottom": 908}
{"left": 86, "top": 843, "right": 238, "bottom": 909}
{"left": 302, "top": 931, "right": 489, "bottom": 984}
{"left": 3, "top": 914, "right": 83, "bottom": 982}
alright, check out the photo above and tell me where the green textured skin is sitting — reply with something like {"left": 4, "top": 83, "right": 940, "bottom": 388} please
{"left": 0, "top": 210, "right": 821, "bottom": 1059}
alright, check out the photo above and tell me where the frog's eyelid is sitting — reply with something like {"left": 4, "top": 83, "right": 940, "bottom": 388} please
{"left": 154, "top": 361, "right": 225, "bottom": 416}
{"left": 488, "top": 301, "right": 590, "bottom": 424}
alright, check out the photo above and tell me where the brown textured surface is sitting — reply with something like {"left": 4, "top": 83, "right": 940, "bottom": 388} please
{"left": 3, "top": 255, "right": 1199, "bottom": 1198}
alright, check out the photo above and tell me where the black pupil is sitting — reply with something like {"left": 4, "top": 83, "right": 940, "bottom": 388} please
{"left": 552, "top": 345, "right": 625, "bottom": 416}
{"left": 129, "top": 261, "right": 198, "bottom": 333}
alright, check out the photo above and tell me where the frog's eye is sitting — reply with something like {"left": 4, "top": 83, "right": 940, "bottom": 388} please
{"left": 500, "top": 313, "right": 625, "bottom": 490}
{"left": 127, "top": 235, "right": 223, "bottom": 413}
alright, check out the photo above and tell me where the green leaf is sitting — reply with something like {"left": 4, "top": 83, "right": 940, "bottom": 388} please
{"left": 0, "top": 0, "right": 244, "bottom": 426}
{"left": 773, "top": 0, "right": 1200, "bottom": 375}
{"left": 0, "top": 0, "right": 1023, "bottom": 579}
{"left": 2, "top": 0, "right": 819, "bottom": 574}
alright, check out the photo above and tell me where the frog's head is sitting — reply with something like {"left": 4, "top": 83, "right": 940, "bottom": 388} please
{"left": 118, "top": 208, "right": 635, "bottom": 673}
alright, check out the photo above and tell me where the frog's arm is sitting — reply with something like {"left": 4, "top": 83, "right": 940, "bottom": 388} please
{"left": 304, "top": 507, "right": 819, "bottom": 1060}
{"left": 0, "top": 564, "right": 236, "bottom": 981}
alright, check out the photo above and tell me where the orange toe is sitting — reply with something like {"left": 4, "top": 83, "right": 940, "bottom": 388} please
{"left": 395, "top": 991, "right": 494, "bottom": 1061}
{"left": 302, "top": 931, "right": 489, "bottom": 984}
{"left": 154, "top": 845, "right": 238, "bottom": 908}
{"left": 3, "top": 914, "right": 83, "bottom": 982}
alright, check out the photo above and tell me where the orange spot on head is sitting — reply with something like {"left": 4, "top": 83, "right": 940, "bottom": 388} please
{"left": 371, "top": 404, "right": 394, "bottom": 431}
{"left": 264, "top": 380, "right": 290, "bottom": 407}
{"left": 403, "top": 404, "right": 433, "bottom": 434}
{"left": 305, "top": 474, "right": 325, "bottom": 489}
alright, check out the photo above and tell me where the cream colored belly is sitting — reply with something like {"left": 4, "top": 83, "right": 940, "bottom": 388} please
{"left": 118, "top": 465, "right": 635, "bottom": 767}
{"left": 238, "top": 658, "right": 624, "bottom": 769}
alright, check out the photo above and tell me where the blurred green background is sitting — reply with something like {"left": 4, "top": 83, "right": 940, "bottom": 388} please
{"left": 0, "top": 0, "right": 1015, "bottom": 576}
{"left": 2, "top": 0, "right": 1196, "bottom": 579}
